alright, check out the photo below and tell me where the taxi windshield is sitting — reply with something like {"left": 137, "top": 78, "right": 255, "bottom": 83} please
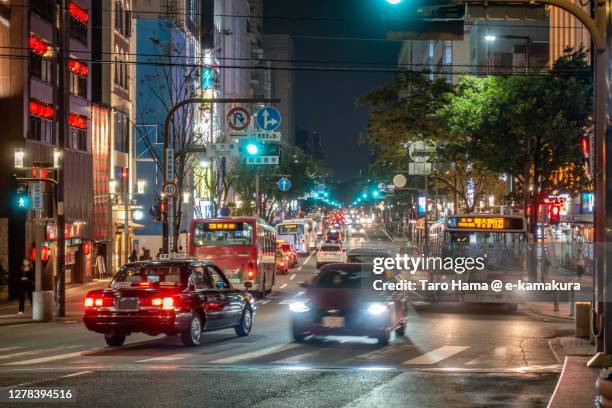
{"left": 111, "top": 265, "right": 186, "bottom": 287}
{"left": 193, "top": 222, "right": 253, "bottom": 246}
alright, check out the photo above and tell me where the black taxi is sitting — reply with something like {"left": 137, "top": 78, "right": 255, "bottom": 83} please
{"left": 83, "top": 257, "right": 255, "bottom": 347}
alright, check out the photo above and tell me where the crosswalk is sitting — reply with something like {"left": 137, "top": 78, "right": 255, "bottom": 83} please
{"left": 0, "top": 340, "right": 562, "bottom": 371}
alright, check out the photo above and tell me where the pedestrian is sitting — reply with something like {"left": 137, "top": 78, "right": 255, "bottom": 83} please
{"left": 17, "top": 258, "right": 33, "bottom": 315}
{"left": 139, "top": 247, "right": 147, "bottom": 261}
{"left": 576, "top": 255, "right": 586, "bottom": 280}
{"left": 155, "top": 248, "right": 163, "bottom": 259}
{"left": 128, "top": 250, "right": 138, "bottom": 263}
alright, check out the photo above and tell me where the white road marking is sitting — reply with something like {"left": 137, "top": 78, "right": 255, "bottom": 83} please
{"left": 465, "top": 346, "right": 507, "bottom": 366}
{"left": 403, "top": 346, "right": 470, "bottom": 365}
{"left": 3, "top": 351, "right": 85, "bottom": 366}
{"left": 272, "top": 351, "right": 316, "bottom": 364}
{"left": 209, "top": 343, "right": 301, "bottom": 364}
{"left": 297, "top": 252, "right": 314, "bottom": 271}
{"left": 135, "top": 354, "right": 191, "bottom": 363}
{"left": 260, "top": 300, "right": 271, "bottom": 305}
{"left": 290, "top": 274, "right": 296, "bottom": 280}
{"left": 0, "top": 347, "right": 21, "bottom": 352}
{"left": 60, "top": 370, "right": 92, "bottom": 378}
{"left": 280, "top": 283, "right": 287, "bottom": 289}
{"left": 0, "top": 350, "right": 43, "bottom": 361}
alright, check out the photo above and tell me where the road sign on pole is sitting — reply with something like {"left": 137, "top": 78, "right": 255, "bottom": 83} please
{"left": 208, "top": 143, "right": 239, "bottom": 158}
{"left": 393, "top": 174, "right": 407, "bottom": 188}
{"left": 256, "top": 107, "right": 281, "bottom": 131}
{"left": 227, "top": 107, "right": 251, "bottom": 131}
{"left": 165, "top": 148, "right": 174, "bottom": 181}
{"left": 162, "top": 182, "right": 178, "bottom": 198}
{"left": 228, "top": 131, "right": 282, "bottom": 142}
{"left": 277, "top": 177, "right": 291, "bottom": 192}
{"left": 246, "top": 156, "right": 279, "bottom": 165}
{"left": 32, "top": 182, "right": 43, "bottom": 210}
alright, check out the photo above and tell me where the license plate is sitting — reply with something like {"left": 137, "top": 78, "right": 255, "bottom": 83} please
{"left": 118, "top": 297, "right": 138, "bottom": 311}
{"left": 322, "top": 316, "right": 345, "bottom": 328}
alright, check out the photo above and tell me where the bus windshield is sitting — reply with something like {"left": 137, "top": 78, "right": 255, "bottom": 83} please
{"left": 277, "top": 224, "right": 304, "bottom": 234}
{"left": 192, "top": 222, "right": 254, "bottom": 246}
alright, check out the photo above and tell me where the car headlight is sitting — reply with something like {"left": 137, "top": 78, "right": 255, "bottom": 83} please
{"left": 367, "top": 303, "right": 388, "bottom": 316}
{"left": 289, "top": 301, "right": 310, "bottom": 313}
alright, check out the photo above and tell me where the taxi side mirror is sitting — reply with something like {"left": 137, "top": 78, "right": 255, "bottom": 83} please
{"left": 244, "top": 281, "right": 253, "bottom": 289}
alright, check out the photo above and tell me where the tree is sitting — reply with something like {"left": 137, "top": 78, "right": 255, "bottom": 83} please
{"left": 135, "top": 28, "right": 204, "bottom": 249}
{"left": 439, "top": 49, "right": 592, "bottom": 232}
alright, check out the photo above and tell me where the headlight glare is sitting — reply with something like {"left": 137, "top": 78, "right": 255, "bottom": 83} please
{"left": 367, "top": 303, "right": 387, "bottom": 316}
{"left": 289, "top": 301, "right": 310, "bottom": 313}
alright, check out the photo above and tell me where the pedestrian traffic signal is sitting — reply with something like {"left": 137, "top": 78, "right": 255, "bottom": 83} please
{"left": 549, "top": 205, "right": 560, "bottom": 225}
{"left": 16, "top": 184, "right": 28, "bottom": 210}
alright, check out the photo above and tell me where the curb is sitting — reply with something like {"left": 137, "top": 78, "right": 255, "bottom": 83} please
{"left": 525, "top": 302, "right": 575, "bottom": 321}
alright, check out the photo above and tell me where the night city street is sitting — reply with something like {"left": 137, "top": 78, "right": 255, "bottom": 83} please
{"left": 1, "top": 0, "right": 612, "bottom": 407}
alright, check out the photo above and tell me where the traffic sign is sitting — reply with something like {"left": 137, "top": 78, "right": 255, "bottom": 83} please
{"left": 227, "top": 107, "right": 251, "bottom": 131}
{"left": 277, "top": 178, "right": 291, "bottom": 192}
{"left": 246, "top": 156, "right": 279, "bottom": 165}
{"left": 256, "top": 107, "right": 281, "bottom": 131}
{"left": 393, "top": 174, "right": 407, "bottom": 188}
{"left": 227, "top": 131, "right": 281, "bottom": 142}
{"left": 165, "top": 148, "right": 174, "bottom": 182}
{"left": 208, "top": 143, "right": 239, "bottom": 158}
{"left": 162, "top": 182, "right": 178, "bottom": 198}
{"left": 32, "top": 182, "right": 43, "bottom": 210}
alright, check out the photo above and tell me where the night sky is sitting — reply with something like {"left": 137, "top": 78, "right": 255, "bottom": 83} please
{"left": 263, "top": 0, "right": 402, "bottom": 182}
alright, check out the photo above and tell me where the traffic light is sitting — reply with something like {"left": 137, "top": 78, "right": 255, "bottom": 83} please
{"left": 16, "top": 184, "right": 28, "bottom": 210}
{"left": 549, "top": 205, "right": 560, "bottom": 225}
{"left": 240, "top": 140, "right": 281, "bottom": 164}
{"left": 246, "top": 143, "right": 259, "bottom": 156}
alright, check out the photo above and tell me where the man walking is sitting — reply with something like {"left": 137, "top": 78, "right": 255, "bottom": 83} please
{"left": 17, "top": 258, "right": 34, "bottom": 315}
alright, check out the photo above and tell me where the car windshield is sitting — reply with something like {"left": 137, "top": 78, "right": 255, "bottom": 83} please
{"left": 193, "top": 222, "right": 253, "bottom": 246}
{"left": 312, "top": 268, "right": 363, "bottom": 289}
{"left": 111, "top": 264, "right": 186, "bottom": 288}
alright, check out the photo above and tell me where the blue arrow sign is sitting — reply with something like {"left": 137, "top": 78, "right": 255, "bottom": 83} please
{"left": 277, "top": 177, "right": 291, "bottom": 192}
{"left": 256, "top": 107, "right": 282, "bottom": 131}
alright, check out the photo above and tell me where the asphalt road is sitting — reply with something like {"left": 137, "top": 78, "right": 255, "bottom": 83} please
{"left": 0, "top": 224, "right": 572, "bottom": 407}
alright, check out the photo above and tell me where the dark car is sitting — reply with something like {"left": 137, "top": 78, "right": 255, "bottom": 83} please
{"left": 289, "top": 263, "right": 408, "bottom": 346}
{"left": 83, "top": 258, "right": 255, "bottom": 347}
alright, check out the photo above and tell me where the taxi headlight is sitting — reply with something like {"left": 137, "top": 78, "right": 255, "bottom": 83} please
{"left": 289, "top": 301, "right": 310, "bottom": 313}
{"left": 367, "top": 303, "right": 388, "bottom": 316}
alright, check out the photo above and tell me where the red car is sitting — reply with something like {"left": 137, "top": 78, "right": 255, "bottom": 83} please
{"left": 278, "top": 243, "right": 298, "bottom": 267}
{"left": 289, "top": 263, "right": 408, "bottom": 346}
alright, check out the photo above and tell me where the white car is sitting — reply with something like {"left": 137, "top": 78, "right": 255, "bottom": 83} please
{"left": 316, "top": 243, "right": 346, "bottom": 269}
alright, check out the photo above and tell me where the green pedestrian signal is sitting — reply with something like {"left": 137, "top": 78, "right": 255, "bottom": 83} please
{"left": 16, "top": 184, "right": 28, "bottom": 210}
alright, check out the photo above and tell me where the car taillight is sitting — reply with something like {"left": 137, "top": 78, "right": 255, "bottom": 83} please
{"left": 162, "top": 297, "right": 174, "bottom": 310}
{"left": 280, "top": 262, "right": 285, "bottom": 266}
{"left": 247, "top": 270, "right": 254, "bottom": 279}
{"left": 84, "top": 296, "right": 112, "bottom": 308}
{"left": 138, "top": 281, "right": 151, "bottom": 287}
{"left": 84, "top": 297, "right": 94, "bottom": 307}
{"left": 150, "top": 297, "right": 174, "bottom": 309}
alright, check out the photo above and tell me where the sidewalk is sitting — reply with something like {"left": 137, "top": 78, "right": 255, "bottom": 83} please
{"left": 547, "top": 356, "right": 599, "bottom": 408}
{"left": 525, "top": 301, "right": 577, "bottom": 321}
{"left": 0, "top": 279, "right": 111, "bottom": 327}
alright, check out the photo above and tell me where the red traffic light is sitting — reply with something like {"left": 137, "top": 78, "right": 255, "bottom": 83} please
{"left": 549, "top": 205, "right": 561, "bottom": 225}
{"left": 32, "top": 167, "right": 48, "bottom": 179}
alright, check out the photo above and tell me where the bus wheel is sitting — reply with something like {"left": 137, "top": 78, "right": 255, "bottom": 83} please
{"left": 506, "top": 304, "right": 518, "bottom": 313}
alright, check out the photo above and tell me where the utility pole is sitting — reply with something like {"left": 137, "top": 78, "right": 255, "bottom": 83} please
{"left": 55, "top": 0, "right": 68, "bottom": 317}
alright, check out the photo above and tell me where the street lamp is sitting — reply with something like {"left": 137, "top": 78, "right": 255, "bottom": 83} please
{"left": 14, "top": 148, "right": 24, "bottom": 169}
{"left": 483, "top": 34, "right": 531, "bottom": 72}
{"left": 53, "top": 148, "right": 61, "bottom": 169}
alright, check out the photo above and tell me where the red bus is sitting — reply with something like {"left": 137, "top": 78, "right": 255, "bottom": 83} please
{"left": 189, "top": 217, "right": 276, "bottom": 294}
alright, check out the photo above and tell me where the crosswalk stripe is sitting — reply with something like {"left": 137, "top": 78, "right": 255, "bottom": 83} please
{"left": 0, "top": 347, "right": 22, "bottom": 352}
{"left": 135, "top": 354, "right": 191, "bottom": 363}
{"left": 465, "top": 346, "right": 507, "bottom": 366}
{"left": 210, "top": 343, "right": 300, "bottom": 364}
{"left": 272, "top": 352, "right": 316, "bottom": 364}
{"left": 3, "top": 351, "right": 84, "bottom": 366}
{"left": 403, "top": 346, "right": 470, "bottom": 365}
{"left": 0, "top": 350, "right": 42, "bottom": 361}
